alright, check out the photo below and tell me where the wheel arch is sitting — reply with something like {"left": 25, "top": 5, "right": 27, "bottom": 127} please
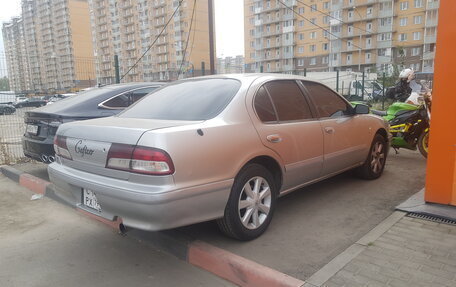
{"left": 243, "top": 155, "right": 283, "bottom": 192}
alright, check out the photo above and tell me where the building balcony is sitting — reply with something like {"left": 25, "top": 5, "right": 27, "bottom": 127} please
{"left": 254, "top": 7, "right": 262, "bottom": 14}
{"left": 423, "top": 51, "right": 435, "bottom": 60}
{"left": 378, "top": 9, "right": 394, "bottom": 18}
{"left": 425, "top": 34, "right": 436, "bottom": 43}
{"left": 255, "top": 19, "right": 262, "bottom": 26}
{"left": 262, "top": 5, "right": 281, "bottom": 13}
{"left": 377, "top": 40, "right": 393, "bottom": 49}
{"left": 283, "top": 26, "right": 294, "bottom": 33}
{"left": 377, "top": 25, "right": 394, "bottom": 33}
{"left": 425, "top": 18, "right": 438, "bottom": 28}
{"left": 427, "top": 1, "right": 439, "bottom": 10}
{"left": 262, "top": 17, "right": 281, "bottom": 25}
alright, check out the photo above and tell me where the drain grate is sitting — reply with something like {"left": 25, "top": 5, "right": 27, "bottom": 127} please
{"left": 407, "top": 212, "right": 456, "bottom": 226}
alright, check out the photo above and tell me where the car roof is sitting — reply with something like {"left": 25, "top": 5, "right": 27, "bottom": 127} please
{"left": 27, "top": 82, "right": 165, "bottom": 118}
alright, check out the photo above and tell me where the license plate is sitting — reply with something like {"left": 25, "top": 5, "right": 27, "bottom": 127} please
{"left": 83, "top": 189, "right": 101, "bottom": 212}
{"left": 26, "top": 124, "right": 38, "bottom": 135}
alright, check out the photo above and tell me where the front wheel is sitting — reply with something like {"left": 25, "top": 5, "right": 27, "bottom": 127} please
{"left": 217, "top": 164, "right": 277, "bottom": 241}
{"left": 418, "top": 130, "right": 429, "bottom": 159}
{"left": 355, "top": 134, "right": 387, "bottom": 180}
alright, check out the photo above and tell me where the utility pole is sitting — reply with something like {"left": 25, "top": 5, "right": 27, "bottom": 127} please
{"left": 114, "top": 55, "right": 120, "bottom": 84}
{"left": 208, "top": 0, "right": 216, "bottom": 75}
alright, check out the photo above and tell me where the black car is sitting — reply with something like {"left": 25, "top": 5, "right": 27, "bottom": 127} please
{"left": 14, "top": 97, "right": 47, "bottom": 108}
{"left": 0, "top": 104, "right": 16, "bottom": 115}
{"left": 22, "top": 82, "right": 164, "bottom": 162}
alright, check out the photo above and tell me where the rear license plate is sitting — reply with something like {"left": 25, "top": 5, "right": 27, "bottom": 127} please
{"left": 83, "top": 189, "right": 101, "bottom": 212}
{"left": 26, "top": 124, "right": 38, "bottom": 135}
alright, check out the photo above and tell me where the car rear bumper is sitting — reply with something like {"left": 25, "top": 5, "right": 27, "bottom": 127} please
{"left": 22, "top": 136, "right": 54, "bottom": 161}
{"left": 48, "top": 162, "right": 233, "bottom": 231}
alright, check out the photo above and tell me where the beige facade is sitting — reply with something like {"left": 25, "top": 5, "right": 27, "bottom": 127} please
{"left": 216, "top": 55, "right": 245, "bottom": 74}
{"left": 2, "top": 17, "right": 31, "bottom": 93}
{"left": 89, "top": 0, "right": 213, "bottom": 83}
{"left": 245, "top": 0, "right": 439, "bottom": 75}
{"left": 2, "top": 0, "right": 95, "bottom": 93}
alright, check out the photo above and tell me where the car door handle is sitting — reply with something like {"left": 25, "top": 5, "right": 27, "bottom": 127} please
{"left": 267, "top": 134, "right": 282, "bottom": 143}
{"left": 324, "top": 127, "right": 335, "bottom": 134}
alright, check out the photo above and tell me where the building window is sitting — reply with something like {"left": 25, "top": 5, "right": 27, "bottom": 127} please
{"left": 299, "top": 33, "right": 304, "bottom": 40}
{"left": 298, "top": 59, "right": 304, "bottom": 66}
{"left": 298, "top": 7, "right": 304, "bottom": 14}
{"left": 310, "top": 57, "right": 317, "bottom": 65}
{"left": 367, "top": 7, "right": 373, "bottom": 16}
{"left": 310, "top": 44, "right": 316, "bottom": 52}
{"left": 323, "top": 43, "right": 328, "bottom": 51}
{"left": 412, "top": 47, "right": 421, "bottom": 56}
{"left": 347, "top": 40, "right": 353, "bottom": 49}
{"left": 400, "top": 2, "right": 408, "bottom": 10}
{"left": 348, "top": 10, "right": 354, "bottom": 19}
{"left": 323, "top": 2, "right": 330, "bottom": 10}
{"left": 413, "top": 31, "right": 421, "bottom": 40}
{"left": 348, "top": 25, "right": 353, "bottom": 34}
{"left": 299, "top": 20, "right": 304, "bottom": 27}
{"left": 414, "top": 16, "right": 422, "bottom": 24}
{"left": 399, "top": 33, "right": 407, "bottom": 41}
{"left": 322, "top": 56, "right": 329, "bottom": 64}
{"left": 311, "top": 4, "right": 317, "bottom": 12}
{"left": 347, "top": 54, "right": 352, "bottom": 63}
{"left": 310, "top": 18, "right": 316, "bottom": 24}
{"left": 298, "top": 46, "right": 304, "bottom": 53}
{"left": 323, "top": 16, "right": 329, "bottom": 24}
{"left": 310, "top": 31, "right": 316, "bottom": 39}
{"left": 366, "top": 22, "right": 372, "bottom": 31}
{"left": 400, "top": 18, "right": 407, "bottom": 26}
{"left": 414, "top": 0, "right": 423, "bottom": 8}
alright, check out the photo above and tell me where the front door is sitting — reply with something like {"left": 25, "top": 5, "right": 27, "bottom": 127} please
{"left": 301, "top": 81, "right": 370, "bottom": 176}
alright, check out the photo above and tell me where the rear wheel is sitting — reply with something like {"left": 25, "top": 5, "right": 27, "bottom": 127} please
{"left": 418, "top": 130, "right": 429, "bottom": 159}
{"left": 217, "top": 164, "right": 277, "bottom": 241}
{"left": 355, "top": 134, "right": 387, "bottom": 180}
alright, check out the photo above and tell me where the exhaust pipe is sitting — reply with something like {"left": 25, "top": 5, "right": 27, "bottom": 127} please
{"left": 40, "top": 154, "right": 49, "bottom": 163}
{"left": 48, "top": 156, "right": 55, "bottom": 163}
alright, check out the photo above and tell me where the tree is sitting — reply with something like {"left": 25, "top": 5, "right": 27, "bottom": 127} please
{"left": 0, "top": 77, "right": 10, "bottom": 91}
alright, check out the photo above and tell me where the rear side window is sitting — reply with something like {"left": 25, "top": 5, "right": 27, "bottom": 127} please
{"left": 102, "top": 87, "right": 158, "bottom": 109}
{"left": 264, "top": 80, "right": 313, "bottom": 122}
{"left": 120, "top": 79, "right": 241, "bottom": 121}
{"left": 302, "top": 81, "right": 351, "bottom": 118}
{"left": 254, "top": 86, "right": 277, "bottom": 123}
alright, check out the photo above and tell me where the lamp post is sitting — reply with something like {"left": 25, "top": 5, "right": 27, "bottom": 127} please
{"left": 352, "top": 7, "right": 363, "bottom": 73}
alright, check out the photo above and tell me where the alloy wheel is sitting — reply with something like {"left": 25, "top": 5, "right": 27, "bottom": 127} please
{"left": 370, "top": 142, "right": 385, "bottom": 174}
{"left": 238, "top": 176, "right": 272, "bottom": 230}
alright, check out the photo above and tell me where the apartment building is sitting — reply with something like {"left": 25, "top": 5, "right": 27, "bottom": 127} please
{"left": 2, "top": 0, "right": 95, "bottom": 93}
{"left": 2, "top": 17, "right": 31, "bottom": 93}
{"left": 89, "top": 0, "right": 214, "bottom": 83}
{"left": 217, "top": 55, "right": 245, "bottom": 74}
{"left": 244, "top": 0, "right": 439, "bottom": 75}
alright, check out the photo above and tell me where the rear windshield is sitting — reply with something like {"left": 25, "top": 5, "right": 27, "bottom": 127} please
{"left": 119, "top": 79, "right": 241, "bottom": 121}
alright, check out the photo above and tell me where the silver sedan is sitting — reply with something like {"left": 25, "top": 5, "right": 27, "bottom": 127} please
{"left": 48, "top": 74, "right": 390, "bottom": 240}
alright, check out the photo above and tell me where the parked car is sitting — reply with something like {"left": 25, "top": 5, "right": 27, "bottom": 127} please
{"left": 0, "top": 104, "right": 16, "bottom": 115}
{"left": 23, "top": 82, "right": 163, "bottom": 163}
{"left": 48, "top": 74, "right": 390, "bottom": 240}
{"left": 14, "top": 97, "right": 47, "bottom": 108}
{"left": 46, "top": 93, "right": 77, "bottom": 105}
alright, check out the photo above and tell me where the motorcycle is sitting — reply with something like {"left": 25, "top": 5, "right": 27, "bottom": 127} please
{"left": 371, "top": 97, "right": 430, "bottom": 158}
{"left": 350, "top": 69, "right": 432, "bottom": 158}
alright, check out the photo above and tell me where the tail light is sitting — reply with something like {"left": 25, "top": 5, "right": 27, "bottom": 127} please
{"left": 54, "top": 135, "right": 72, "bottom": 160}
{"left": 106, "top": 143, "right": 174, "bottom": 175}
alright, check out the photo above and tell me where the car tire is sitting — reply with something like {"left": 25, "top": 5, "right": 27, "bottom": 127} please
{"left": 355, "top": 134, "right": 387, "bottom": 180}
{"left": 217, "top": 163, "right": 277, "bottom": 241}
{"left": 418, "top": 130, "right": 429, "bottom": 159}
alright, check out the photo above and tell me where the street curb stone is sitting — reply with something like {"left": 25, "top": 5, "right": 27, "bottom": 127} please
{"left": 0, "top": 165, "right": 307, "bottom": 287}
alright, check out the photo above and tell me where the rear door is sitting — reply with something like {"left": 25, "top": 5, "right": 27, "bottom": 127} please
{"left": 301, "top": 81, "right": 370, "bottom": 176}
{"left": 252, "top": 80, "right": 324, "bottom": 191}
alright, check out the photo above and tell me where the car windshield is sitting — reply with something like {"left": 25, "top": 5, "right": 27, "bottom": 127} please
{"left": 119, "top": 78, "right": 241, "bottom": 121}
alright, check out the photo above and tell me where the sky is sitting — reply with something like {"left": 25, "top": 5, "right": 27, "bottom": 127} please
{"left": 0, "top": 0, "right": 245, "bottom": 57}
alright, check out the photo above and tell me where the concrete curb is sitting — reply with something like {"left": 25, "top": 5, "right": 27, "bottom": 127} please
{"left": 0, "top": 165, "right": 306, "bottom": 287}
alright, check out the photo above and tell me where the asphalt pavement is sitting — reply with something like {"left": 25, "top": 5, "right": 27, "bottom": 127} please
{"left": 0, "top": 175, "right": 234, "bottom": 287}
{"left": 10, "top": 149, "right": 427, "bottom": 282}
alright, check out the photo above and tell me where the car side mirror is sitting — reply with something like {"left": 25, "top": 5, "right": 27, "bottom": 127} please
{"left": 354, "top": 104, "right": 370, "bottom": 115}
